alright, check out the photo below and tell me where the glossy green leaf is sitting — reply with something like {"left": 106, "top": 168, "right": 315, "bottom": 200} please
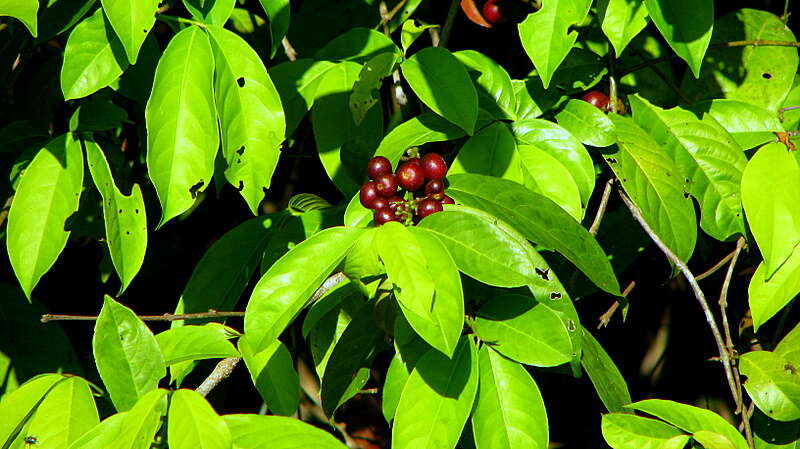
{"left": 258, "top": 0, "right": 290, "bottom": 58}
{"left": 86, "top": 139, "right": 147, "bottom": 294}
{"left": 751, "top": 409, "right": 800, "bottom": 449}
{"left": 516, "top": 144, "right": 583, "bottom": 220}
{"left": 401, "top": 20, "right": 437, "bottom": 53}
{"left": 146, "top": 26, "right": 219, "bottom": 227}
{"left": 606, "top": 114, "right": 697, "bottom": 262}
{"left": 692, "top": 100, "right": 784, "bottom": 150}
{"left": 382, "top": 351, "right": 410, "bottom": 422}
{"left": 601, "top": 413, "right": 687, "bottom": 449}
{"left": 350, "top": 52, "right": 396, "bottom": 125}
{"left": 116, "top": 389, "right": 168, "bottom": 449}
{"left": 581, "top": 328, "right": 632, "bottom": 413}
{"left": 741, "top": 143, "right": 800, "bottom": 279}
{"left": 184, "top": 0, "right": 235, "bottom": 25}
{"left": 0, "top": 0, "right": 37, "bottom": 36}
{"left": 740, "top": 351, "right": 800, "bottom": 422}
{"left": 70, "top": 98, "right": 128, "bottom": 132}
{"left": 156, "top": 324, "right": 239, "bottom": 366}
{"left": 555, "top": 99, "right": 616, "bottom": 147}
{"left": 224, "top": 414, "right": 348, "bottom": 448}
{"left": 474, "top": 294, "right": 571, "bottom": 367}
{"left": 644, "top": 0, "right": 712, "bottom": 77}
{"left": 511, "top": 119, "right": 595, "bottom": 206}
{"left": 629, "top": 95, "right": 747, "bottom": 241}
{"left": 316, "top": 27, "right": 400, "bottom": 63}
{"left": 260, "top": 210, "right": 338, "bottom": 273}
{"left": 776, "top": 323, "right": 800, "bottom": 365}
{"left": 168, "top": 389, "right": 231, "bottom": 449}
{"left": 597, "top": 0, "right": 649, "bottom": 56}
{"left": 173, "top": 216, "right": 274, "bottom": 324}
{"left": 402, "top": 47, "right": 478, "bottom": 134}
{"left": 6, "top": 134, "right": 84, "bottom": 299}
{"left": 313, "top": 61, "right": 383, "bottom": 196}
{"left": 269, "top": 59, "right": 336, "bottom": 136}
{"left": 517, "top": 0, "right": 591, "bottom": 89}
{"left": 309, "top": 295, "right": 364, "bottom": 379}
{"left": 100, "top": 0, "right": 158, "bottom": 63}
{"left": 393, "top": 337, "right": 479, "bottom": 449}
{"left": 0, "top": 374, "right": 65, "bottom": 446}
{"left": 60, "top": 8, "right": 128, "bottom": 100}
{"left": 512, "top": 78, "right": 563, "bottom": 121}
{"left": 66, "top": 412, "right": 126, "bottom": 449}
{"left": 693, "top": 430, "right": 740, "bottom": 449}
{"left": 37, "top": 0, "right": 97, "bottom": 41}
{"left": 239, "top": 336, "right": 299, "bottom": 416}
{"left": 446, "top": 174, "right": 620, "bottom": 295}
{"left": 207, "top": 26, "right": 285, "bottom": 214}
{"left": 626, "top": 399, "right": 749, "bottom": 449}
{"left": 245, "top": 226, "right": 363, "bottom": 352}
{"left": 454, "top": 50, "right": 516, "bottom": 120}
{"left": 471, "top": 345, "right": 548, "bottom": 449}
{"left": 93, "top": 296, "right": 165, "bottom": 411}
{"left": 449, "top": 122, "right": 522, "bottom": 183}
{"left": 749, "top": 248, "right": 800, "bottom": 332}
{"left": 377, "top": 222, "right": 435, "bottom": 319}
{"left": 549, "top": 47, "right": 608, "bottom": 91}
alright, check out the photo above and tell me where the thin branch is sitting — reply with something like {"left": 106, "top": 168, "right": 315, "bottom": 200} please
{"left": 438, "top": 0, "right": 460, "bottom": 48}
{"left": 589, "top": 178, "right": 614, "bottom": 236}
{"left": 619, "top": 191, "right": 741, "bottom": 411}
{"left": 41, "top": 310, "right": 245, "bottom": 323}
{"left": 696, "top": 247, "right": 740, "bottom": 281}
{"left": 718, "top": 237, "right": 746, "bottom": 417}
{"left": 281, "top": 37, "right": 298, "bottom": 61}
{"left": 598, "top": 280, "right": 636, "bottom": 329}
{"left": 195, "top": 357, "right": 241, "bottom": 397}
{"left": 0, "top": 195, "right": 13, "bottom": 228}
{"left": 374, "top": 0, "right": 408, "bottom": 29}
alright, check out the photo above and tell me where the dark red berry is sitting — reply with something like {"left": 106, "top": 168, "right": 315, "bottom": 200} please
{"left": 396, "top": 162, "right": 426, "bottom": 191}
{"left": 367, "top": 156, "right": 392, "bottom": 180}
{"left": 386, "top": 195, "right": 404, "bottom": 210}
{"left": 421, "top": 153, "right": 448, "bottom": 180}
{"left": 581, "top": 91, "right": 609, "bottom": 110}
{"left": 372, "top": 197, "right": 388, "bottom": 210}
{"left": 406, "top": 157, "right": 422, "bottom": 166}
{"left": 374, "top": 174, "right": 398, "bottom": 197}
{"left": 360, "top": 182, "right": 380, "bottom": 208}
{"left": 441, "top": 195, "right": 455, "bottom": 205}
{"left": 417, "top": 198, "right": 443, "bottom": 219}
{"left": 482, "top": 0, "right": 507, "bottom": 24}
{"left": 424, "top": 179, "right": 445, "bottom": 196}
{"left": 374, "top": 207, "right": 399, "bottom": 225}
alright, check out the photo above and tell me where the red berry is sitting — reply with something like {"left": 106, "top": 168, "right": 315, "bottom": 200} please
{"left": 367, "top": 156, "right": 392, "bottom": 180}
{"left": 441, "top": 195, "right": 455, "bottom": 205}
{"left": 424, "top": 179, "right": 445, "bottom": 196}
{"left": 359, "top": 182, "right": 380, "bottom": 209}
{"left": 374, "top": 174, "right": 398, "bottom": 197}
{"left": 482, "top": 0, "right": 507, "bottom": 24}
{"left": 374, "top": 207, "right": 399, "bottom": 225}
{"left": 396, "top": 162, "right": 426, "bottom": 191}
{"left": 372, "top": 197, "right": 388, "bottom": 210}
{"left": 421, "top": 153, "right": 448, "bottom": 180}
{"left": 581, "top": 91, "right": 610, "bottom": 110}
{"left": 386, "top": 195, "right": 404, "bottom": 210}
{"left": 417, "top": 198, "right": 443, "bottom": 219}
{"left": 406, "top": 157, "right": 422, "bottom": 166}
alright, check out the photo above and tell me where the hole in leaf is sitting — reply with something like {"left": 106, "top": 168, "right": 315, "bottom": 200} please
{"left": 236, "top": 146, "right": 245, "bottom": 156}
{"left": 606, "top": 157, "right": 617, "bottom": 163}
{"left": 118, "top": 209, "right": 122, "bottom": 213}
{"left": 135, "top": 209, "right": 139, "bottom": 214}
{"left": 535, "top": 267, "right": 550, "bottom": 280}
{"left": 762, "top": 72, "right": 772, "bottom": 79}
{"left": 237, "top": 77, "right": 245, "bottom": 87}
{"left": 190, "top": 180, "right": 205, "bottom": 198}
{"left": 550, "top": 292, "right": 562, "bottom": 300}
{"left": 125, "top": 231, "right": 130, "bottom": 235}
{"left": 683, "top": 192, "right": 690, "bottom": 198}
{"left": 237, "top": 180, "right": 244, "bottom": 191}
{"left": 143, "top": 29, "right": 148, "bottom": 33}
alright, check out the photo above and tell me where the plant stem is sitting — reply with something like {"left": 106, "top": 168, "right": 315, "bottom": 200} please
{"left": 619, "top": 191, "right": 741, "bottom": 413}
{"left": 696, "top": 246, "right": 740, "bottom": 281}
{"left": 598, "top": 280, "right": 636, "bottom": 328}
{"left": 439, "top": 0, "right": 460, "bottom": 48}
{"left": 589, "top": 178, "right": 614, "bottom": 236}
{"left": 195, "top": 357, "right": 241, "bottom": 397}
{"left": 281, "top": 37, "right": 298, "bottom": 61}
{"left": 155, "top": 13, "right": 206, "bottom": 28}
{"left": 374, "top": 0, "right": 408, "bottom": 29}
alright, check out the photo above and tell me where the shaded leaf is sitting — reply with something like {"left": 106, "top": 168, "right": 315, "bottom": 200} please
{"left": 644, "top": 0, "right": 712, "bottom": 77}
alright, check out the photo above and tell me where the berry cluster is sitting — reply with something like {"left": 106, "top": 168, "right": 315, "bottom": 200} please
{"left": 360, "top": 153, "right": 454, "bottom": 225}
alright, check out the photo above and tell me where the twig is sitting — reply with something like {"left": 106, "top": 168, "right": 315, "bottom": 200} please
{"left": 696, "top": 247, "right": 740, "bottom": 281}
{"left": 0, "top": 195, "right": 13, "bottom": 228}
{"left": 438, "top": 0, "right": 460, "bottom": 48}
{"left": 589, "top": 178, "right": 614, "bottom": 236}
{"left": 782, "top": 0, "right": 790, "bottom": 22}
{"left": 41, "top": 310, "right": 245, "bottom": 323}
{"left": 195, "top": 357, "right": 241, "bottom": 397}
{"left": 598, "top": 280, "right": 636, "bottom": 329}
{"left": 718, "top": 237, "right": 746, "bottom": 417}
{"left": 619, "top": 190, "right": 741, "bottom": 412}
{"left": 374, "top": 0, "right": 408, "bottom": 29}
{"left": 281, "top": 37, "right": 298, "bottom": 61}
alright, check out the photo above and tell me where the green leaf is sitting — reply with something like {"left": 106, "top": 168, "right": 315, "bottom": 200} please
{"left": 184, "top": 0, "right": 235, "bottom": 25}
{"left": 692, "top": 100, "right": 784, "bottom": 150}
{"left": 449, "top": 122, "right": 522, "bottom": 183}
{"left": 60, "top": 8, "right": 128, "bottom": 100}
{"left": 0, "top": 374, "right": 66, "bottom": 446}
{"left": 629, "top": 95, "right": 747, "bottom": 241}
{"left": 446, "top": 174, "right": 621, "bottom": 296}
{"left": 511, "top": 119, "right": 595, "bottom": 206}
{"left": 517, "top": 0, "right": 592, "bottom": 89}
{"left": 401, "top": 20, "right": 437, "bottom": 53}
{"left": 70, "top": 98, "right": 128, "bottom": 132}
{"left": 580, "top": 327, "right": 632, "bottom": 413}
{"left": 601, "top": 413, "right": 687, "bottom": 449}
{"left": 313, "top": 61, "right": 383, "bottom": 196}
{"left": 606, "top": 114, "right": 697, "bottom": 262}
{"left": 38, "top": 0, "right": 97, "bottom": 42}
{"left": 85, "top": 139, "right": 147, "bottom": 294}
{"left": 517, "top": 144, "right": 583, "bottom": 220}
{"left": 454, "top": 50, "right": 517, "bottom": 121}
{"left": 6, "top": 134, "right": 83, "bottom": 299}
{"left": 474, "top": 294, "right": 572, "bottom": 367}
{"left": 350, "top": 52, "right": 397, "bottom": 125}
{"left": 93, "top": 296, "right": 166, "bottom": 411}
{"left": 392, "top": 337, "right": 479, "bottom": 449}
{"left": 207, "top": 26, "right": 285, "bottom": 214}
{"left": 741, "top": 143, "right": 800, "bottom": 279}
{"left": 316, "top": 27, "right": 400, "bottom": 63}
{"left": 224, "top": 414, "right": 348, "bottom": 448}
{"left": 776, "top": 323, "right": 800, "bottom": 365}
{"left": 382, "top": 351, "right": 410, "bottom": 422}
{"left": 156, "top": 324, "right": 239, "bottom": 366}
{"left": 471, "top": 345, "right": 548, "bottom": 449}
{"left": 168, "top": 389, "right": 231, "bottom": 449}
{"left": 626, "top": 399, "right": 749, "bottom": 449}
{"left": 66, "top": 412, "right": 127, "bottom": 449}
{"left": 402, "top": 47, "right": 478, "bottom": 134}
{"left": 644, "top": 0, "right": 712, "bottom": 77}
{"left": 258, "top": 0, "right": 290, "bottom": 58}
{"left": 116, "top": 389, "right": 168, "bottom": 449}
{"left": 173, "top": 216, "right": 274, "bottom": 324}
{"left": 146, "top": 26, "right": 219, "bottom": 227}
{"left": 309, "top": 294, "right": 363, "bottom": 378}
{"left": 597, "top": 0, "right": 649, "bottom": 56}
{"left": 749, "top": 248, "right": 800, "bottom": 332}
{"left": 100, "top": 0, "right": 159, "bottom": 64}
{"left": 693, "top": 430, "right": 740, "bottom": 449}
{"left": 740, "top": 351, "right": 800, "bottom": 422}
{"left": 269, "top": 59, "right": 336, "bottom": 136}
{"left": 377, "top": 222, "right": 435, "bottom": 319}
{"left": 555, "top": 99, "right": 616, "bottom": 147}
{"left": 245, "top": 226, "right": 363, "bottom": 352}
{"left": 0, "top": 0, "right": 38, "bottom": 37}
{"left": 117, "top": 33, "right": 160, "bottom": 106}
{"left": 512, "top": 78, "right": 563, "bottom": 120}
{"left": 239, "top": 336, "right": 299, "bottom": 416}
{"left": 549, "top": 47, "right": 608, "bottom": 91}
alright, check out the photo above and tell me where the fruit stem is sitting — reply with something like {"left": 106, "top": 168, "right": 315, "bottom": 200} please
{"left": 439, "top": 0, "right": 460, "bottom": 48}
